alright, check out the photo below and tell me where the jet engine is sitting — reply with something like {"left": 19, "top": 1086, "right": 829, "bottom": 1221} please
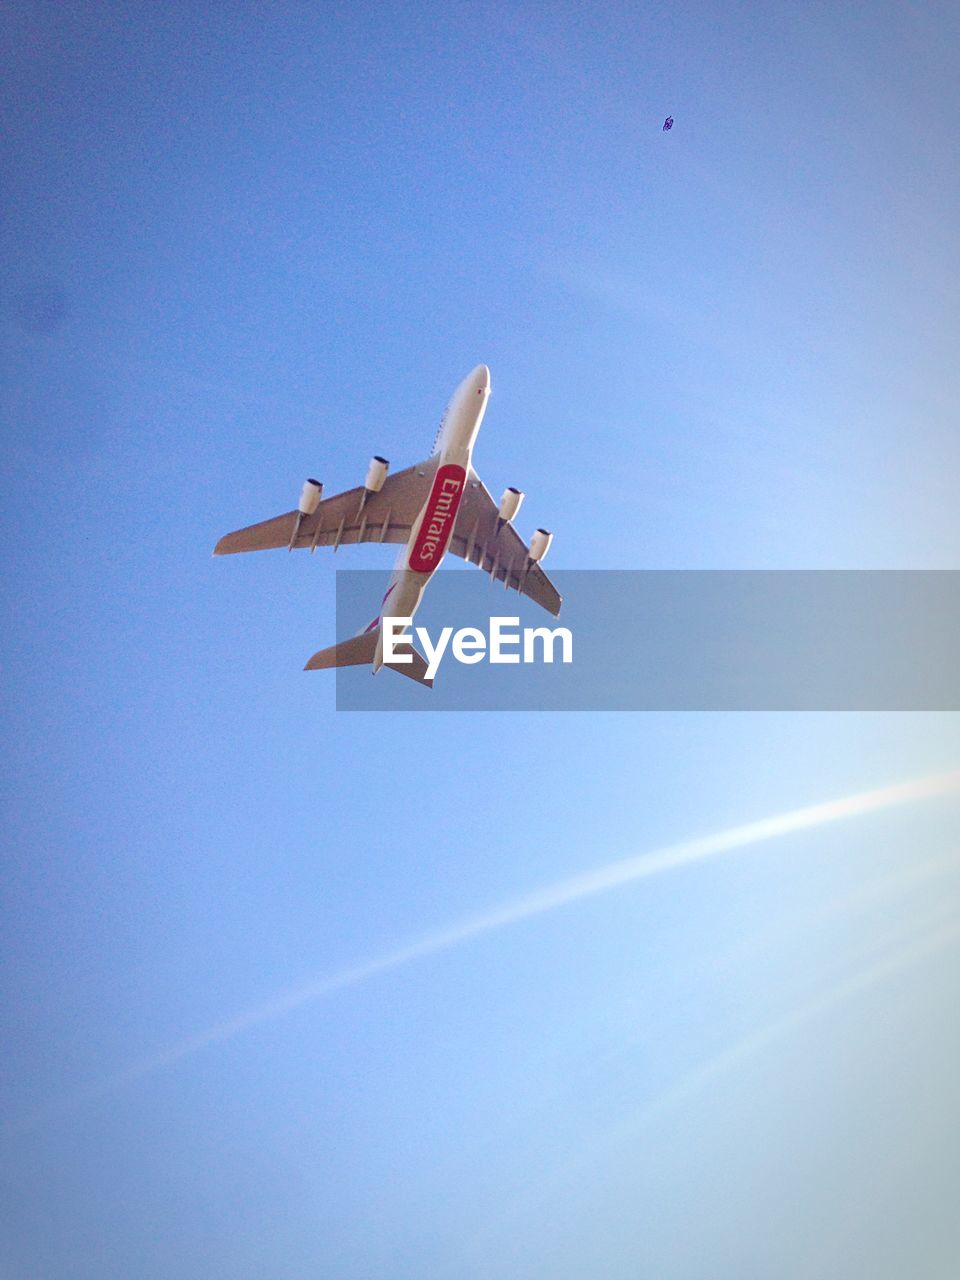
{"left": 365, "top": 456, "right": 389, "bottom": 492}
{"left": 289, "top": 478, "right": 324, "bottom": 550}
{"left": 299, "top": 478, "right": 323, "bottom": 515}
{"left": 528, "top": 528, "right": 553, "bottom": 564}
{"left": 497, "top": 487, "right": 524, "bottom": 524}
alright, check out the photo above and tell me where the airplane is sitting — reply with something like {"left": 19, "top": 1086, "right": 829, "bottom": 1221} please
{"left": 214, "top": 365, "right": 561, "bottom": 686}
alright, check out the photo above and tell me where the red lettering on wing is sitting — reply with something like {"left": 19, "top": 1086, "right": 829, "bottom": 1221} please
{"left": 409, "top": 463, "right": 466, "bottom": 573}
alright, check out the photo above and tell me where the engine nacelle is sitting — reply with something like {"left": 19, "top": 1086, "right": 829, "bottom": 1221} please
{"left": 365, "top": 456, "right": 389, "bottom": 492}
{"left": 528, "top": 528, "right": 553, "bottom": 564}
{"left": 298, "top": 478, "right": 323, "bottom": 515}
{"left": 498, "top": 487, "right": 524, "bottom": 524}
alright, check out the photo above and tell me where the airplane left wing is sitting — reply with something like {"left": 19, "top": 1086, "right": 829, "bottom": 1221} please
{"left": 449, "top": 471, "right": 562, "bottom": 616}
{"left": 214, "top": 461, "right": 437, "bottom": 556}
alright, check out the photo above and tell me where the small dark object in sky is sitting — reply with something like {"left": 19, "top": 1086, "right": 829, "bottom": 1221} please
{"left": 663, "top": 116, "right": 674, "bottom": 131}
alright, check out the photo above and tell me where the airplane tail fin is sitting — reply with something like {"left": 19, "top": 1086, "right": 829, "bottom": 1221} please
{"left": 304, "top": 628, "right": 433, "bottom": 687}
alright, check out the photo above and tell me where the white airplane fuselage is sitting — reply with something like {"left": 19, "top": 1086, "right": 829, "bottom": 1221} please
{"left": 371, "top": 364, "right": 491, "bottom": 670}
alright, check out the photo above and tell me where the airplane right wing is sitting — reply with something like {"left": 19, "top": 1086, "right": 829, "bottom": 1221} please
{"left": 214, "top": 460, "right": 438, "bottom": 556}
{"left": 448, "top": 472, "right": 562, "bottom": 617}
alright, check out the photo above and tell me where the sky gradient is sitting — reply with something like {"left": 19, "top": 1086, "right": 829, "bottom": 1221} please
{"left": 2, "top": 3, "right": 959, "bottom": 1277}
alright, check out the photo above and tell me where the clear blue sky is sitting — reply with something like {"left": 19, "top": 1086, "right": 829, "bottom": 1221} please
{"left": 2, "top": 3, "right": 959, "bottom": 1277}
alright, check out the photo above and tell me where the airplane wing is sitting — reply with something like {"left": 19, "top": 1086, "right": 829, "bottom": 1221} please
{"left": 214, "top": 461, "right": 438, "bottom": 555}
{"left": 449, "top": 471, "right": 562, "bottom": 616}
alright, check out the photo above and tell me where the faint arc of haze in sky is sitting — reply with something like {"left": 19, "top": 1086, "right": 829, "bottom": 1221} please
{"left": 36, "top": 769, "right": 960, "bottom": 1116}
{"left": 470, "top": 904, "right": 960, "bottom": 1257}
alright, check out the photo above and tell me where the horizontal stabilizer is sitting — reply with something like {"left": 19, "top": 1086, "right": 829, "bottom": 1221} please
{"left": 304, "top": 631, "right": 377, "bottom": 671}
{"left": 304, "top": 629, "right": 433, "bottom": 687}
{"left": 384, "top": 641, "right": 434, "bottom": 687}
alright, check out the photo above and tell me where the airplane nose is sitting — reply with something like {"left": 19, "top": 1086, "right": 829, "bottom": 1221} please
{"left": 451, "top": 365, "right": 491, "bottom": 409}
